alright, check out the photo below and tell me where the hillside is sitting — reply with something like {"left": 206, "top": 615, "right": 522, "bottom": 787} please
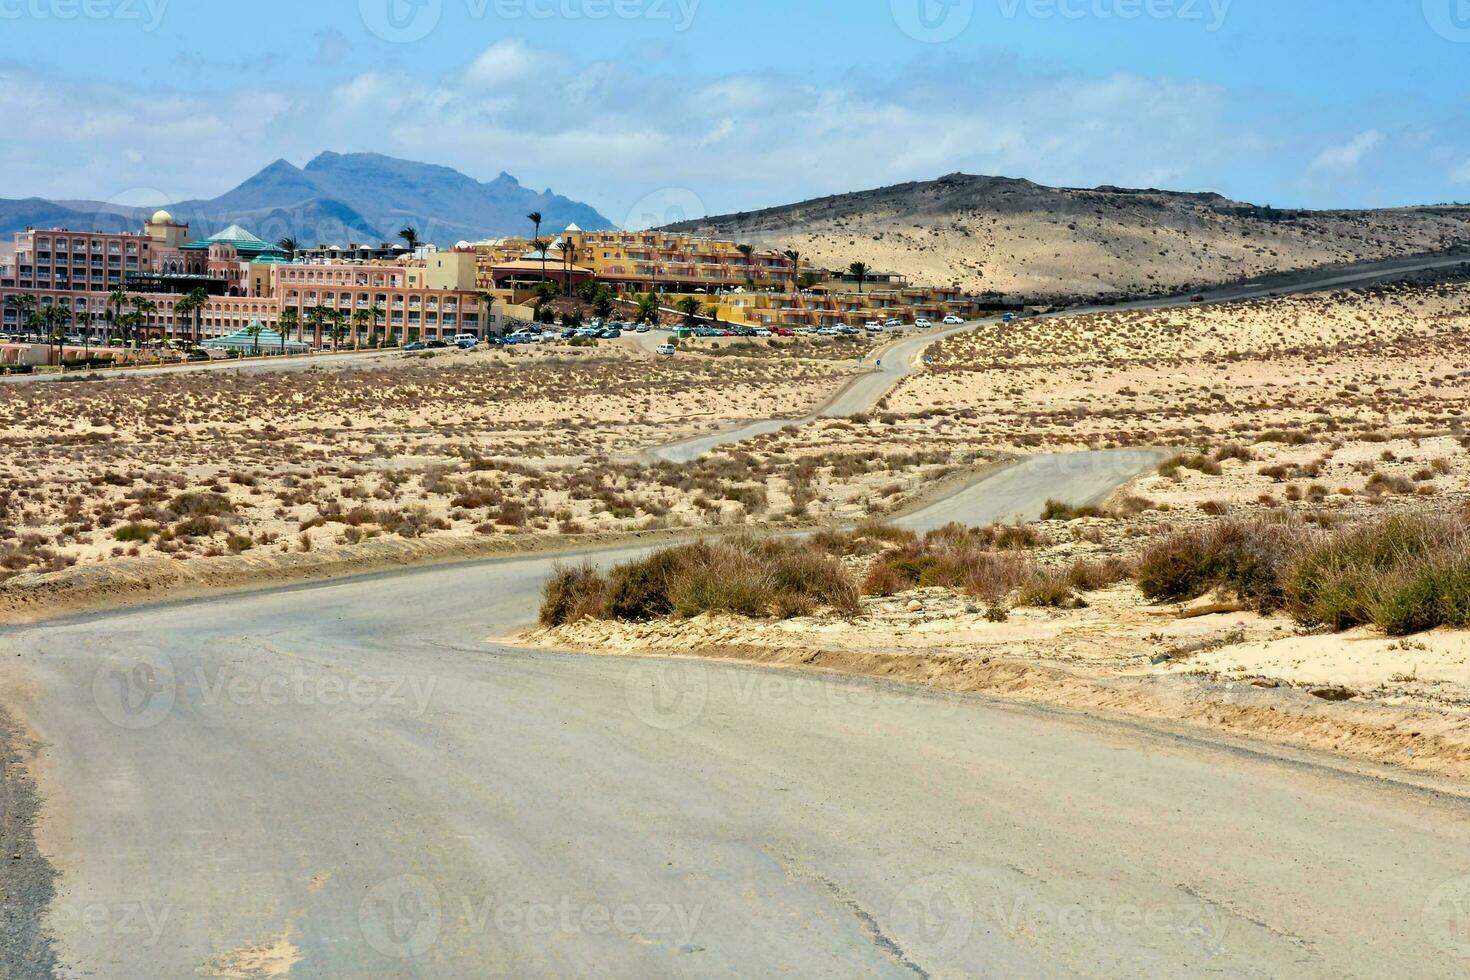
{"left": 0, "top": 152, "right": 612, "bottom": 246}
{"left": 664, "top": 173, "right": 1470, "bottom": 300}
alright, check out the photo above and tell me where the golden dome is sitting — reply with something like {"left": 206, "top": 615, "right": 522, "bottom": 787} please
{"left": 150, "top": 209, "right": 175, "bottom": 225}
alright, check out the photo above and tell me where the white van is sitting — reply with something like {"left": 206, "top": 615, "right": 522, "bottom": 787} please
{"left": 655, "top": 343, "right": 676, "bottom": 356}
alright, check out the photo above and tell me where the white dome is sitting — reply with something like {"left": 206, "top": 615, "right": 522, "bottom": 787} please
{"left": 455, "top": 240, "right": 471, "bottom": 250}
{"left": 150, "top": 209, "right": 174, "bottom": 225}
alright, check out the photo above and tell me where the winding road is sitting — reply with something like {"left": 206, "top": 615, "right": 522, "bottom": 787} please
{"left": 4, "top": 254, "right": 1470, "bottom": 976}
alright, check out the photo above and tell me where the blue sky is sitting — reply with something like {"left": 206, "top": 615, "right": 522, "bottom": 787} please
{"left": 1, "top": 0, "right": 1467, "bottom": 222}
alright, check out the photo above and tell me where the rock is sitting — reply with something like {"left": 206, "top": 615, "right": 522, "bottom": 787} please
{"left": 963, "top": 603, "right": 980, "bottom": 614}
{"left": 1150, "top": 653, "right": 1172, "bottom": 666}
{"left": 905, "top": 599, "right": 923, "bottom": 612}
{"left": 1310, "top": 687, "right": 1358, "bottom": 702}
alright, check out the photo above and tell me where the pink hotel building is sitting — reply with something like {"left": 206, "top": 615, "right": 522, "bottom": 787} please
{"left": 0, "top": 212, "right": 498, "bottom": 345}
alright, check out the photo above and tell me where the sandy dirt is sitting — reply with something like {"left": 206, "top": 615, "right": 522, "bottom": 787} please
{"left": 519, "top": 582, "right": 1470, "bottom": 782}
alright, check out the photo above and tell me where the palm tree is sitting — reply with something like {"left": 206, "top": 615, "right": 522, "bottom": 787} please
{"left": 129, "top": 296, "right": 157, "bottom": 345}
{"left": 554, "top": 239, "right": 576, "bottom": 296}
{"left": 636, "top": 292, "right": 660, "bottom": 325}
{"left": 245, "top": 319, "right": 264, "bottom": 355}
{"left": 364, "top": 304, "right": 385, "bottom": 347}
{"left": 36, "top": 304, "right": 72, "bottom": 366}
{"left": 784, "top": 249, "right": 802, "bottom": 292}
{"left": 527, "top": 211, "right": 546, "bottom": 284}
{"left": 736, "top": 244, "right": 756, "bottom": 288}
{"left": 351, "top": 308, "right": 373, "bottom": 349}
{"left": 848, "top": 262, "right": 870, "bottom": 295}
{"left": 398, "top": 227, "right": 419, "bottom": 254}
{"left": 675, "top": 296, "right": 702, "bottom": 324}
{"left": 5, "top": 293, "right": 36, "bottom": 341}
{"left": 304, "top": 305, "right": 329, "bottom": 349}
{"left": 173, "top": 287, "right": 209, "bottom": 345}
{"left": 106, "top": 288, "right": 129, "bottom": 344}
{"left": 277, "top": 237, "right": 299, "bottom": 260}
{"left": 705, "top": 304, "right": 721, "bottom": 328}
{"left": 277, "top": 307, "right": 299, "bottom": 353}
{"left": 477, "top": 292, "right": 499, "bottom": 337}
{"left": 328, "top": 310, "right": 347, "bottom": 353}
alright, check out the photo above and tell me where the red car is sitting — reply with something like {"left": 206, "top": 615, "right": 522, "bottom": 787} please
{"left": 773, "top": 327, "right": 796, "bottom": 337}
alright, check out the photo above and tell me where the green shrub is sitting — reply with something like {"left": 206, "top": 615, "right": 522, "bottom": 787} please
{"left": 1283, "top": 516, "right": 1463, "bottom": 631}
{"left": 113, "top": 523, "right": 155, "bottom": 543}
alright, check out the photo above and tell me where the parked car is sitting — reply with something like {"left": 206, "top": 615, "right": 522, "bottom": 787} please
{"left": 403, "top": 341, "right": 426, "bottom": 351}
{"left": 773, "top": 327, "right": 795, "bottom": 337}
{"left": 815, "top": 327, "right": 837, "bottom": 336}
{"left": 456, "top": 338, "right": 478, "bottom": 349}
{"left": 863, "top": 321, "right": 884, "bottom": 333}
{"left": 185, "top": 349, "right": 210, "bottom": 362}
{"left": 635, "top": 324, "right": 650, "bottom": 334}
{"left": 452, "top": 333, "right": 479, "bottom": 345}
{"left": 914, "top": 317, "right": 933, "bottom": 328}
{"left": 942, "top": 314, "right": 965, "bottom": 325}
{"left": 753, "top": 328, "right": 773, "bottom": 338}
{"left": 599, "top": 328, "right": 622, "bottom": 339}
{"left": 655, "top": 343, "right": 676, "bottom": 356}
{"left": 884, "top": 317, "right": 904, "bottom": 328}
{"left": 426, "top": 340, "right": 449, "bottom": 349}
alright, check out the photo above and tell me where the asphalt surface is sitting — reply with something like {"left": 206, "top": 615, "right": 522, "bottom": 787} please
{"left": 894, "top": 450, "right": 1168, "bottom": 532}
{"left": 650, "top": 321, "right": 980, "bottom": 463}
{"left": 5, "top": 532, "right": 1470, "bottom": 977}
{"left": 6, "top": 254, "right": 1470, "bottom": 976}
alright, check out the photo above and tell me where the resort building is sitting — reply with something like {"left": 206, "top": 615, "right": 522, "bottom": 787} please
{"left": 1, "top": 215, "right": 501, "bottom": 347}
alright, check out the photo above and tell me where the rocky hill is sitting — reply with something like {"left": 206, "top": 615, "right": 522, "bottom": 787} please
{"left": 665, "top": 173, "right": 1470, "bottom": 300}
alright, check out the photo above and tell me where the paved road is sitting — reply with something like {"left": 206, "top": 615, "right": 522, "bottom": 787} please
{"left": 894, "top": 450, "right": 1168, "bottom": 532}
{"left": 651, "top": 321, "right": 982, "bottom": 463}
{"left": 5, "top": 525, "right": 1470, "bottom": 977}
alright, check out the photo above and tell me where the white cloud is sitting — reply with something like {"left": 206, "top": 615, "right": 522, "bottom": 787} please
{"left": 462, "top": 39, "right": 537, "bottom": 88}
{"left": 1309, "top": 130, "right": 1384, "bottom": 174}
{"left": 0, "top": 41, "right": 1413, "bottom": 222}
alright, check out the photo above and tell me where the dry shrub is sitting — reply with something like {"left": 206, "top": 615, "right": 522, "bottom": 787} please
{"left": 540, "top": 536, "right": 859, "bottom": 626}
{"left": 169, "top": 491, "right": 235, "bottom": 518}
{"left": 1136, "top": 516, "right": 1310, "bottom": 613}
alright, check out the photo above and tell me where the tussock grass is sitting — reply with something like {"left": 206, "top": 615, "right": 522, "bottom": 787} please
{"left": 1139, "top": 512, "right": 1470, "bottom": 636}
{"left": 538, "top": 536, "right": 859, "bottom": 626}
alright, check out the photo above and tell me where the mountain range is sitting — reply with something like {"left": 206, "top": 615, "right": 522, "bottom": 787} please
{"left": 666, "top": 173, "right": 1470, "bottom": 300}
{"left": 0, "top": 152, "right": 612, "bottom": 246}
